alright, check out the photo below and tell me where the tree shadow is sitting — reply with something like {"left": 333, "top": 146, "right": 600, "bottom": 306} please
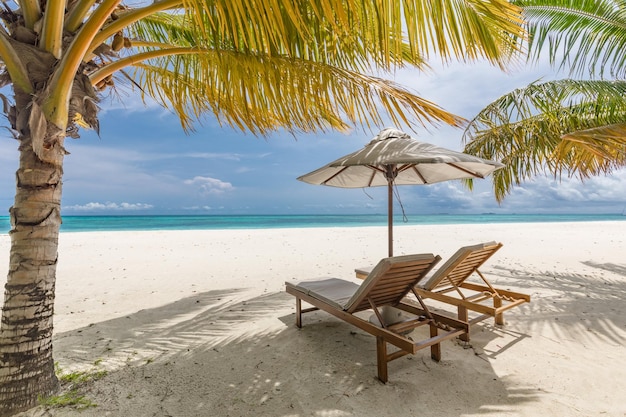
{"left": 39, "top": 288, "right": 543, "bottom": 417}
{"left": 582, "top": 261, "right": 626, "bottom": 276}
{"left": 489, "top": 260, "right": 626, "bottom": 347}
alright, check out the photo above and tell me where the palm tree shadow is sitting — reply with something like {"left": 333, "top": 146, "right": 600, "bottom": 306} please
{"left": 50, "top": 288, "right": 541, "bottom": 417}
{"left": 582, "top": 261, "right": 626, "bottom": 276}
{"left": 489, "top": 260, "right": 626, "bottom": 346}
{"left": 54, "top": 288, "right": 291, "bottom": 369}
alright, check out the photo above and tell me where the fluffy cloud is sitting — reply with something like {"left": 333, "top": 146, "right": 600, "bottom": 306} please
{"left": 183, "top": 176, "right": 234, "bottom": 195}
{"left": 64, "top": 202, "right": 154, "bottom": 211}
{"left": 379, "top": 167, "right": 626, "bottom": 215}
{"left": 483, "top": 169, "right": 626, "bottom": 212}
{"left": 182, "top": 205, "right": 214, "bottom": 211}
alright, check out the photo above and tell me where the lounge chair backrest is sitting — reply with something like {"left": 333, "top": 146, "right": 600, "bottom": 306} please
{"left": 419, "top": 242, "right": 502, "bottom": 291}
{"left": 345, "top": 253, "right": 440, "bottom": 313}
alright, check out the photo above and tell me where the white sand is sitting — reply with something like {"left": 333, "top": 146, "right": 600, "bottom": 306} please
{"left": 1, "top": 221, "right": 625, "bottom": 416}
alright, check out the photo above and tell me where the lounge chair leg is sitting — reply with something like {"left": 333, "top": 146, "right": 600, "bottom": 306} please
{"left": 494, "top": 298, "right": 504, "bottom": 325}
{"left": 296, "top": 298, "right": 302, "bottom": 328}
{"left": 429, "top": 324, "right": 441, "bottom": 362}
{"left": 458, "top": 306, "right": 469, "bottom": 342}
{"left": 376, "top": 337, "right": 388, "bottom": 383}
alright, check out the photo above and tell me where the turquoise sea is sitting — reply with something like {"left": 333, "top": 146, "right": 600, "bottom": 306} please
{"left": 0, "top": 213, "right": 624, "bottom": 233}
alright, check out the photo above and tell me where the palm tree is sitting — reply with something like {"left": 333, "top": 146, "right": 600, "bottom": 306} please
{"left": 0, "top": 1, "right": 524, "bottom": 414}
{"left": 463, "top": 0, "right": 626, "bottom": 202}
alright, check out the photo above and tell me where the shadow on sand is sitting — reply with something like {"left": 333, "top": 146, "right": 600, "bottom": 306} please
{"left": 490, "top": 260, "right": 626, "bottom": 347}
{"left": 24, "top": 258, "right": 625, "bottom": 417}
{"left": 36, "top": 283, "right": 549, "bottom": 417}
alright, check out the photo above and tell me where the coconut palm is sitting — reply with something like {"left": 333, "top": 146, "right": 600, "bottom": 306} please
{"left": 463, "top": 0, "right": 626, "bottom": 202}
{"left": 0, "top": 0, "right": 524, "bottom": 414}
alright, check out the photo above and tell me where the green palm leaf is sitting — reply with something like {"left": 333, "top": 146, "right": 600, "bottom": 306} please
{"left": 463, "top": 79, "right": 626, "bottom": 201}
{"left": 517, "top": 0, "right": 626, "bottom": 77}
{"left": 182, "top": 0, "right": 524, "bottom": 67}
{"left": 559, "top": 123, "right": 626, "bottom": 173}
{"left": 124, "top": 49, "right": 464, "bottom": 133}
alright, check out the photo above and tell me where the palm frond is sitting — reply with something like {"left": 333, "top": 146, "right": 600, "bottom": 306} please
{"left": 557, "top": 123, "right": 626, "bottom": 176}
{"left": 181, "top": 0, "right": 524, "bottom": 68}
{"left": 66, "top": 0, "right": 99, "bottom": 32}
{"left": 403, "top": 0, "right": 525, "bottom": 65}
{"left": 462, "top": 79, "right": 626, "bottom": 201}
{"left": 120, "top": 49, "right": 465, "bottom": 134}
{"left": 516, "top": 0, "right": 626, "bottom": 77}
{"left": 0, "top": 36, "right": 32, "bottom": 93}
{"left": 93, "top": 0, "right": 525, "bottom": 136}
{"left": 40, "top": 0, "right": 66, "bottom": 58}
{"left": 126, "top": 3, "right": 419, "bottom": 71}
{"left": 20, "top": 0, "right": 41, "bottom": 30}
{"left": 44, "top": 0, "right": 122, "bottom": 128}
{"left": 126, "top": 13, "right": 202, "bottom": 48}
{"left": 70, "top": 0, "right": 527, "bottom": 138}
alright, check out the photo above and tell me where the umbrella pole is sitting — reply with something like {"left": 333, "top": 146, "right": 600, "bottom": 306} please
{"left": 388, "top": 179, "right": 393, "bottom": 257}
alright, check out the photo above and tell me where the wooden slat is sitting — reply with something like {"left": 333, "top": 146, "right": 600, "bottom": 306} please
{"left": 469, "top": 314, "right": 491, "bottom": 325}
{"left": 459, "top": 282, "right": 531, "bottom": 301}
{"left": 387, "top": 318, "right": 429, "bottom": 334}
{"left": 350, "top": 260, "right": 438, "bottom": 312}
{"left": 412, "top": 327, "right": 466, "bottom": 350}
{"left": 395, "top": 303, "right": 469, "bottom": 332}
{"left": 465, "top": 293, "right": 492, "bottom": 303}
{"left": 286, "top": 285, "right": 418, "bottom": 353}
{"left": 414, "top": 287, "right": 497, "bottom": 316}
{"left": 386, "top": 349, "right": 410, "bottom": 363}
{"left": 432, "top": 245, "right": 501, "bottom": 290}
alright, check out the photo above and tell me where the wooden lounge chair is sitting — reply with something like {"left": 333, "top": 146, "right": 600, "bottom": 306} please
{"left": 285, "top": 253, "right": 469, "bottom": 383}
{"left": 413, "top": 242, "right": 530, "bottom": 340}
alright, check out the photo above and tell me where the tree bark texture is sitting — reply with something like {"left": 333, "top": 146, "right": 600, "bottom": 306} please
{"left": 0, "top": 94, "right": 63, "bottom": 415}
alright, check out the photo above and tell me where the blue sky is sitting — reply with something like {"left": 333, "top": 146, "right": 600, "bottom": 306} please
{"left": 1, "top": 59, "right": 625, "bottom": 216}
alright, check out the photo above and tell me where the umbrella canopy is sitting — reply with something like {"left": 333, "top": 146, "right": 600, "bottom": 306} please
{"left": 298, "top": 128, "right": 504, "bottom": 256}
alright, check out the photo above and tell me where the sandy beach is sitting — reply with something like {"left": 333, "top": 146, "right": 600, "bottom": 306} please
{"left": 1, "top": 221, "right": 625, "bottom": 416}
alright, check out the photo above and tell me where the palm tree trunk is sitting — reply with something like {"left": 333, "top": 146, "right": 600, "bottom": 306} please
{"left": 0, "top": 129, "right": 63, "bottom": 415}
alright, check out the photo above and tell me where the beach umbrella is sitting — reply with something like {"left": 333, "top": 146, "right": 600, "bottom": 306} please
{"left": 297, "top": 128, "right": 504, "bottom": 256}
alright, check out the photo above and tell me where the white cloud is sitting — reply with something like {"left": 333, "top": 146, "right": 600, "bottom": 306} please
{"left": 376, "top": 167, "right": 626, "bottom": 215}
{"left": 182, "top": 205, "right": 213, "bottom": 211}
{"left": 183, "top": 176, "right": 234, "bottom": 195}
{"left": 482, "top": 169, "right": 626, "bottom": 213}
{"left": 64, "top": 202, "right": 154, "bottom": 211}
{"left": 395, "top": 57, "right": 561, "bottom": 116}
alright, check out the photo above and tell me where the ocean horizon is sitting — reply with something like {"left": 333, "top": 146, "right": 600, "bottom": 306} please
{"left": 1, "top": 213, "right": 625, "bottom": 233}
